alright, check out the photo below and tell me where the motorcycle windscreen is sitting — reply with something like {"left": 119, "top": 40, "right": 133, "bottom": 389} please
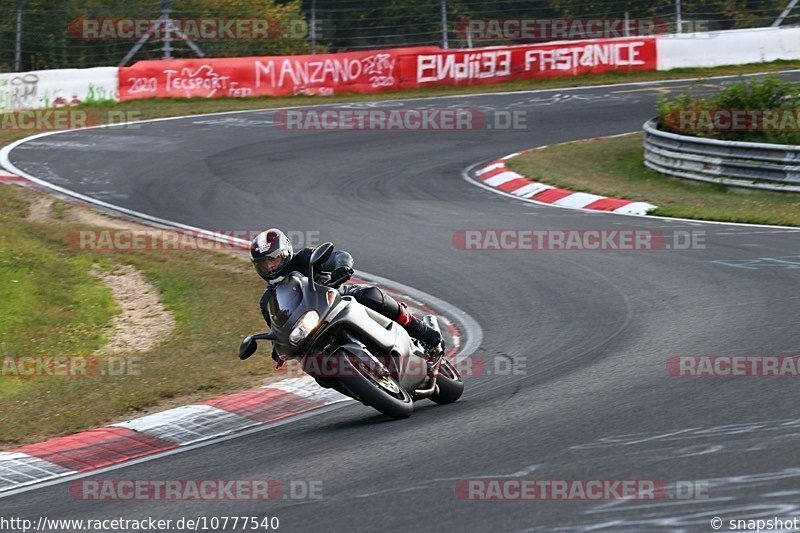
{"left": 268, "top": 276, "right": 304, "bottom": 328}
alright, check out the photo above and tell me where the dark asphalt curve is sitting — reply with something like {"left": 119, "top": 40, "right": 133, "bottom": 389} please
{"left": 5, "top": 73, "right": 800, "bottom": 532}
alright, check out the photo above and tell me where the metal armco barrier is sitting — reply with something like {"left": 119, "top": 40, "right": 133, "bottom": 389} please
{"left": 643, "top": 119, "right": 800, "bottom": 192}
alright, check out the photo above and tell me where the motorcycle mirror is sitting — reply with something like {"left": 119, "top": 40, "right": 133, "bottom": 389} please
{"left": 239, "top": 335, "right": 258, "bottom": 360}
{"left": 310, "top": 242, "right": 334, "bottom": 266}
{"left": 308, "top": 242, "right": 334, "bottom": 287}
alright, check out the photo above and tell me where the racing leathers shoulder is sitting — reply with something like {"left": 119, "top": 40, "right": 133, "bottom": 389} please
{"left": 259, "top": 247, "right": 354, "bottom": 326}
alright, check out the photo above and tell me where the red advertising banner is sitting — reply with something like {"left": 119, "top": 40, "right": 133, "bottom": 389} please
{"left": 118, "top": 47, "right": 436, "bottom": 101}
{"left": 118, "top": 37, "right": 656, "bottom": 102}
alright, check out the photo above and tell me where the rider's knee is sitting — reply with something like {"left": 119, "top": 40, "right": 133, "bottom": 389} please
{"left": 354, "top": 286, "right": 399, "bottom": 317}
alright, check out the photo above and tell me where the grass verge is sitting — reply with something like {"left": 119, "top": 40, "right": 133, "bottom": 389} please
{"left": 2, "top": 59, "right": 800, "bottom": 148}
{"left": 0, "top": 185, "right": 274, "bottom": 447}
{"left": 507, "top": 132, "right": 800, "bottom": 226}
{"left": 0, "top": 191, "right": 118, "bottom": 397}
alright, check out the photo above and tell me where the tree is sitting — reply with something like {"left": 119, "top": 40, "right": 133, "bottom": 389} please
{"left": 0, "top": 0, "right": 310, "bottom": 71}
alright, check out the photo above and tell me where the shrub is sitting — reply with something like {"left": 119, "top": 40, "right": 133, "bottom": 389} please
{"left": 656, "top": 75, "right": 800, "bottom": 145}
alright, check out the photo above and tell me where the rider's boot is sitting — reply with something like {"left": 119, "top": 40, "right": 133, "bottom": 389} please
{"left": 395, "top": 303, "right": 444, "bottom": 358}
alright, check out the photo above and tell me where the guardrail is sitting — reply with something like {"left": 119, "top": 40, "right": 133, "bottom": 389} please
{"left": 643, "top": 119, "right": 800, "bottom": 192}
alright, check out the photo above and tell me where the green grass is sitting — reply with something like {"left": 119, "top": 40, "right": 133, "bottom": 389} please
{"left": 0, "top": 191, "right": 118, "bottom": 395}
{"left": 0, "top": 186, "right": 275, "bottom": 446}
{"left": 507, "top": 133, "right": 800, "bottom": 226}
{"left": 2, "top": 59, "right": 800, "bottom": 148}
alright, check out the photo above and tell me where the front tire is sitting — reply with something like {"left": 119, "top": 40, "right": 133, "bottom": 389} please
{"left": 336, "top": 350, "right": 414, "bottom": 419}
{"left": 430, "top": 358, "right": 464, "bottom": 404}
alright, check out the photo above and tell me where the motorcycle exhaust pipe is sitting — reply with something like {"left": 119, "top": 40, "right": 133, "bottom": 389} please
{"left": 414, "top": 380, "right": 439, "bottom": 399}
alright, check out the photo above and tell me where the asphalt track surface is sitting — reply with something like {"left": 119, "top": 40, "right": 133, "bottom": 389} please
{"left": 4, "top": 73, "right": 800, "bottom": 532}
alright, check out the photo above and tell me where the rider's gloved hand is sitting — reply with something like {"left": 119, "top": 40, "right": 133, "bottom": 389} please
{"left": 329, "top": 267, "right": 354, "bottom": 287}
{"left": 271, "top": 348, "right": 286, "bottom": 368}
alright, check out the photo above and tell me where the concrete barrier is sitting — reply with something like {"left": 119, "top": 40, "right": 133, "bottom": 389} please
{"left": 657, "top": 26, "right": 800, "bottom": 70}
{"left": 0, "top": 67, "right": 118, "bottom": 111}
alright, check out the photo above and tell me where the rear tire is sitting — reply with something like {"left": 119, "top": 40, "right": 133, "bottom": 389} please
{"left": 336, "top": 350, "right": 414, "bottom": 419}
{"left": 430, "top": 358, "right": 464, "bottom": 404}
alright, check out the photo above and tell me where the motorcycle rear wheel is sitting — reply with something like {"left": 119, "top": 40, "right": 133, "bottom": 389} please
{"left": 336, "top": 350, "right": 414, "bottom": 419}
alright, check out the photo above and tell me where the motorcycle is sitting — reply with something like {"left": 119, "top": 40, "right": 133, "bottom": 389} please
{"left": 238, "top": 242, "right": 463, "bottom": 419}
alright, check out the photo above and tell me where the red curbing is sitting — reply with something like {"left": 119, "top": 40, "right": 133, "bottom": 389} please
{"left": 472, "top": 156, "right": 657, "bottom": 216}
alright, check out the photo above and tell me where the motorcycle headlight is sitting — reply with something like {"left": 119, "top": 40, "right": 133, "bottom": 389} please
{"left": 289, "top": 311, "right": 320, "bottom": 346}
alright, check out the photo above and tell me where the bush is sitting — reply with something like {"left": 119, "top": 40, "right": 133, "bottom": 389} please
{"left": 656, "top": 75, "right": 800, "bottom": 145}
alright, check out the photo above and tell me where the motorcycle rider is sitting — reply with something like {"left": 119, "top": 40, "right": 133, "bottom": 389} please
{"left": 250, "top": 229, "right": 444, "bottom": 362}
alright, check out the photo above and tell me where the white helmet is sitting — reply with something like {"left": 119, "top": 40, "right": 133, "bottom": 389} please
{"left": 250, "top": 228, "right": 293, "bottom": 281}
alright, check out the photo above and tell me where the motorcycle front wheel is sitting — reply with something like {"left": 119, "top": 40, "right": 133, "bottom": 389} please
{"left": 429, "top": 358, "right": 464, "bottom": 405}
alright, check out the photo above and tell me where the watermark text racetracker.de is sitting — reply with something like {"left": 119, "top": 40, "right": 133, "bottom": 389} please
{"left": 68, "top": 229, "right": 321, "bottom": 252}
{"left": 274, "top": 108, "right": 528, "bottom": 131}
{"left": 0, "top": 355, "right": 141, "bottom": 378}
{"left": 663, "top": 108, "right": 800, "bottom": 134}
{"left": 456, "top": 479, "right": 709, "bottom": 501}
{"left": 0, "top": 109, "right": 142, "bottom": 131}
{"left": 69, "top": 17, "right": 323, "bottom": 40}
{"left": 455, "top": 17, "right": 710, "bottom": 41}
{"left": 668, "top": 355, "right": 800, "bottom": 377}
{"left": 69, "top": 479, "right": 322, "bottom": 501}
{"left": 275, "top": 354, "right": 526, "bottom": 379}
{"left": 453, "top": 229, "right": 706, "bottom": 251}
